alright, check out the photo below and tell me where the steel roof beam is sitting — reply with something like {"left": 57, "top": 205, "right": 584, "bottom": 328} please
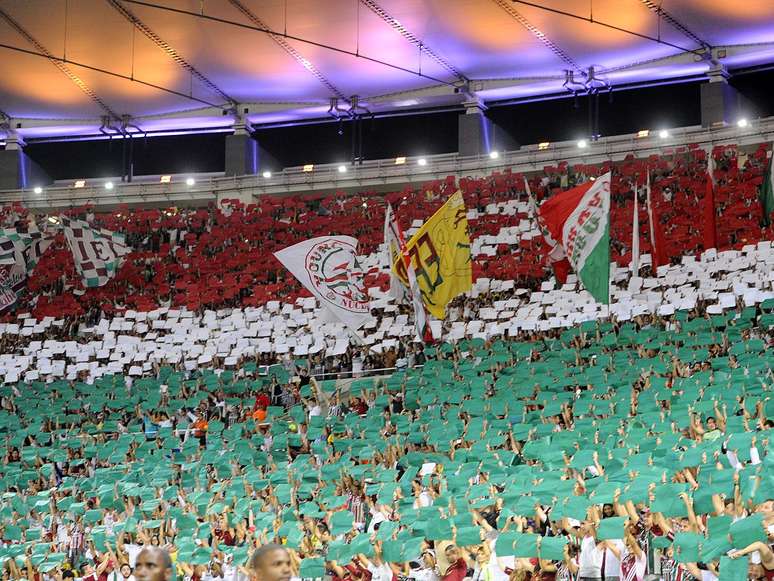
{"left": 0, "top": 7, "right": 121, "bottom": 120}
{"left": 492, "top": 0, "right": 583, "bottom": 73}
{"left": 509, "top": 0, "right": 704, "bottom": 57}
{"left": 105, "top": 0, "right": 236, "bottom": 106}
{"left": 227, "top": 0, "right": 347, "bottom": 101}
{"left": 121, "top": 0, "right": 456, "bottom": 87}
{"left": 639, "top": 0, "right": 712, "bottom": 51}
{"left": 358, "top": 0, "right": 468, "bottom": 82}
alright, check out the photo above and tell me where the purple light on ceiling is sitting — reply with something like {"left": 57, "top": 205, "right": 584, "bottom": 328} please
{"left": 603, "top": 62, "right": 710, "bottom": 83}
{"left": 477, "top": 80, "right": 564, "bottom": 101}
{"left": 18, "top": 124, "right": 102, "bottom": 138}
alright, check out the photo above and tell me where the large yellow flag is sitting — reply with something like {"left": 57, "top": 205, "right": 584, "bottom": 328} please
{"left": 392, "top": 191, "right": 472, "bottom": 319}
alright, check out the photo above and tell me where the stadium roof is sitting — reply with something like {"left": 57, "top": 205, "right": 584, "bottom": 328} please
{"left": 1, "top": 0, "right": 773, "bottom": 141}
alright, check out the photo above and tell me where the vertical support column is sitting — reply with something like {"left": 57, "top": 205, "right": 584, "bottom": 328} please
{"left": 0, "top": 134, "right": 51, "bottom": 190}
{"left": 700, "top": 64, "right": 743, "bottom": 127}
{"left": 458, "top": 98, "right": 517, "bottom": 157}
{"left": 224, "top": 119, "right": 258, "bottom": 177}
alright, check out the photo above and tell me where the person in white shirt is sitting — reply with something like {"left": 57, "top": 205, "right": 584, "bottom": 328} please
{"left": 107, "top": 563, "right": 136, "bottom": 581}
{"left": 597, "top": 538, "right": 624, "bottom": 581}
{"left": 577, "top": 532, "right": 604, "bottom": 580}
{"left": 408, "top": 550, "right": 440, "bottom": 581}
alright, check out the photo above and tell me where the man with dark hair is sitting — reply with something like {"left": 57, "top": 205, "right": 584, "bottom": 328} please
{"left": 133, "top": 548, "right": 171, "bottom": 581}
{"left": 441, "top": 545, "right": 468, "bottom": 581}
{"left": 249, "top": 544, "right": 292, "bottom": 581}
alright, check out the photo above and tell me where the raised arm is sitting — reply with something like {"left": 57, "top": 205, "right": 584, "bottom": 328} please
{"left": 730, "top": 542, "right": 774, "bottom": 569}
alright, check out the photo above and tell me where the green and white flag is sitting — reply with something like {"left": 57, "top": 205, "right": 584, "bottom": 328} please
{"left": 61, "top": 216, "right": 132, "bottom": 288}
{"left": 538, "top": 172, "right": 611, "bottom": 304}
{"left": 0, "top": 229, "right": 54, "bottom": 311}
{"left": 760, "top": 149, "right": 774, "bottom": 226}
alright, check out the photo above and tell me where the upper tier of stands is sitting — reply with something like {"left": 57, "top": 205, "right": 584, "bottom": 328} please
{"left": 1, "top": 141, "right": 771, "bottom": 321}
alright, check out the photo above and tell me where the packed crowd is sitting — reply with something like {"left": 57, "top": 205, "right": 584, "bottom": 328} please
{"left": 1, "top": 235, "right": 772, "bottom": 385}
{"left": 1, "top": 297, "right": 773, "bottom": 581}
{"left": 1, "top": 141, "right": 773, "bottom": 581}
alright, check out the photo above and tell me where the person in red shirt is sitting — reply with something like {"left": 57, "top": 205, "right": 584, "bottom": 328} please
{"left": 254, "top": 390, "right": 270, "bottom": 411}
{"left": 441, "top": 545, "right": 469, "bottom": 581}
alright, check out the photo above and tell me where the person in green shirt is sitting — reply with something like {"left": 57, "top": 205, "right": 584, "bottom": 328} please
{"left": 689, "top": 407, "right": 726, "bottom": 442}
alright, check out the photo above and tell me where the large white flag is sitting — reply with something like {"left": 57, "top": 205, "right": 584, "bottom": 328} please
{"left": 274, "top": 236, "right": 372, "bottom": 330}
{"left": 383, "top": 204, "right": 409, "bottom": 303}
{"left": 62, "top": 216, "right": 132, "bottom": 288}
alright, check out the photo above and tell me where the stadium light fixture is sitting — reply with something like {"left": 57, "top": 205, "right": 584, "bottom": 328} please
{"left": 160, "top": 175, "right": 171, "bottom": 183}
{"left": 637, "top": 130, "right": 650, "bottom": 138}
{"left": 33, "top": 186, "right": 42, "bottom": 194}
{"left": 658, "top": 129, "right": 669, "bottom": 139}
{"left": 737, "top": 118, "right": 749, "bottom": 128}
{"left": 337, "top": 164, "right": 347, "bottom": 173}
{"left": 185, "top": 177, "right": 196, "bottom": 186}
{"left": 303, "top": 164, "right": 314, "bottom": 172}
{"left": 74, "top": 180, "right": 85, "bottom": 188}
{"left": 538, "top": 142, "right": 550, "bottom": 150}
{"left": 394, "top": 156, "right": 406, "bottom": 165}
{"left": 104, "top": 181, "right": 114, "bottom": 190}
{"left": 577, "top": 139, "right": 588, "bottom": 149}
{"left": 489, "top": 150, "right": 500, "bottom": 159}
{"left": 417, "top": 158, "right": 427, "bottom": 166}
{"left": 262, "top": 171, "right": 272, "bottom": 178}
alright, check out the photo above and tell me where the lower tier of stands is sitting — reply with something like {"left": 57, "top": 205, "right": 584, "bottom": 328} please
{"left": 0, "top": 297, "right": 772, "bottom": 580}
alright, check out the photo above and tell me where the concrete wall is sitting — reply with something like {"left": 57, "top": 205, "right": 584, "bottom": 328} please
{"left": 0, "top": 148, "right": 52, "bottom": 190}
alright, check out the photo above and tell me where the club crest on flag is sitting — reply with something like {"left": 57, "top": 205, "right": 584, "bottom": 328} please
{"left": 274, "top": 235, "right": 372, "bottom": 330}
{"left": 305, "top": 238, "right": 369, "bottom": 313}
{"left": 564, "top": 177, "right": 610, "bottom": 266}
{"left": 0, "top": 264, "right": 22, "bottom": 311}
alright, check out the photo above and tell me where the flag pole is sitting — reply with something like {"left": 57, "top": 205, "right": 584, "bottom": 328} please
{"left": 393, "top": 207, "right": 429, "bottom": 342}
{"left": 631, "top": 185, "right": 640, "bottom": 275}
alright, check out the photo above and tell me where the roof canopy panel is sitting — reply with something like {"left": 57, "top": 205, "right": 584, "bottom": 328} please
{"left": 0, "top": 0, "right": 772, "bottom": 139}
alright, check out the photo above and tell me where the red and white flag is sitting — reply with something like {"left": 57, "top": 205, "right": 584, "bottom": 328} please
{"left": 703, "top": 151, "right": 718, "bottom": 250}
{"left": 526, "top": 177, "right": 571, "bottom": 284}
{"left": 645, "top": 172, "right": 667, "bottom": 270}
{"left": 538, "top": 173, "right": 611, "bottom": 304}
{"left": 632, "top": 185, "right": 640, "bottom": 273}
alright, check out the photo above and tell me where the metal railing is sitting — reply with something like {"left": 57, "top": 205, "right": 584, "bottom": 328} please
{"left": 2, "top": 116, "right": 774, "bottom": 209}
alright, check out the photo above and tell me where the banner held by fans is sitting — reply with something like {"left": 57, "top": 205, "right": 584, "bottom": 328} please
{"left": 62, "top": 216, "right": 132, "bottom": 288}
{"left": 393, "top": 191, "right": 472, "bottom": 320}
{"left": 0, "top": 229, "right": 54, "bottom": 312}
{"left": 274, "top": 236, "right": 372, "bottom": 330}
